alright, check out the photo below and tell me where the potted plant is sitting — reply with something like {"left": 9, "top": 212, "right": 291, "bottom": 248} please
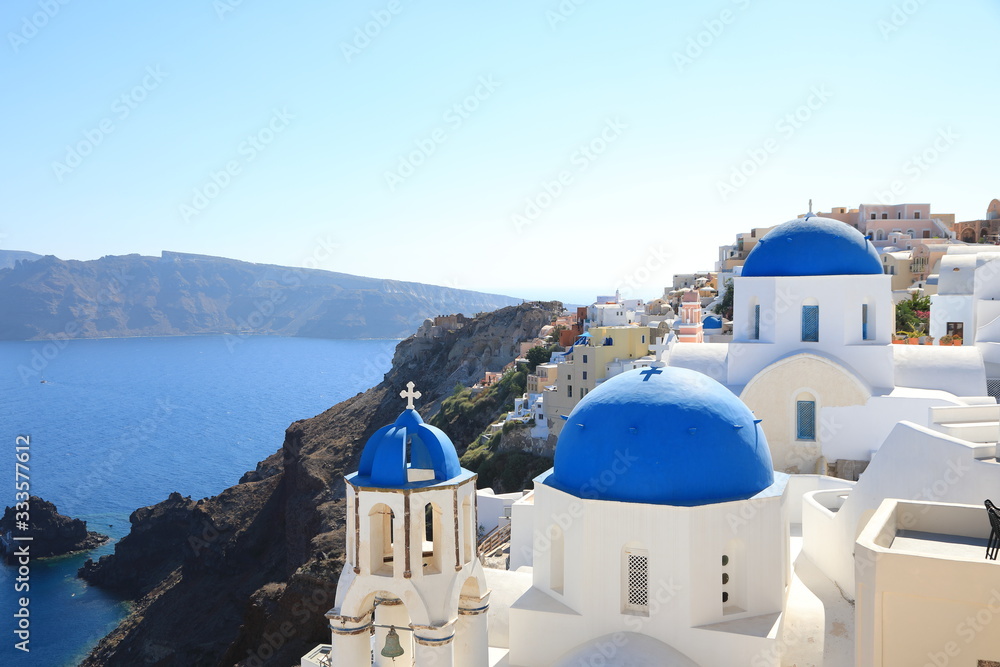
{"left": 893, "top": 332, "right": 907, "bottom": 345}
{"left": 908, "top": 331, "right": 920, "bottom": 345}
{"left": 953, "top": 336, "right": 963, "bottom": 346}
{"left": 939, "top": 335, "right": 953, "bottom": 345}
{"left": 924, "top": 335, "right": 934, "bottom": 346}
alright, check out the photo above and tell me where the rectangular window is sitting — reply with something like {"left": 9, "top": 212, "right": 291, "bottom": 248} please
{"left": 947, "top": 322, "right": 964, "bottom": 340}
{"left": 624, "top": 550, "right": 649, "bottom": 614}
{"left": 882, "top": 213, "right": 888, "bottom": 219}
{"left": 797, "top": 400, "right": 816, "bottom": 440}
{"left": 752, "top": 304, "right": 760, "bottom": 340}
{"left": 802, "top": 305, "right": 819, "bottom": 342}
{"left": 862, "top": 304, "right": 869, "bottom": 340}
{"left": 567, "top": 385, "right": 573, "bottom": 398}
{"left": 871, "top": 213, "right": 876, "bottom": 220}
{"left": 582, "top": 355, "right": 587, "bottom": 364}
{"left": 582, "top": 371, "right": 588, "bottom": 380}
{"left": 897, "top": 212, "right": 902, "bottom": 219}
{"left": 915, "top": 211, "right": 921, "bottom": 219}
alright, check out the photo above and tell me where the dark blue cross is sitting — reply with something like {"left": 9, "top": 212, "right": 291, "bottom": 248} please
{"left": 639, "top": 366, "right": 662, "bottom": 381}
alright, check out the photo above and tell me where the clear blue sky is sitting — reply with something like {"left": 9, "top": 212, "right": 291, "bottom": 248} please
{"left": 3, "top": 0, "right": 999, "bottom": 304}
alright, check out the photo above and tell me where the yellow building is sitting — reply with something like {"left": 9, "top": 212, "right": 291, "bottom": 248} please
{"left": 542, "top": 326, "right": 654, "bottom": 435}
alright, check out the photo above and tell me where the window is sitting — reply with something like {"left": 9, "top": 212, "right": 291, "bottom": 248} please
{"left": 582, "top": 354, "right": 587, "bottom": 364}
{"left": 871, "top": 213, "right": 877, "bottom": 220}
{"left": 882, "top": 213, "right": 888, "bottom": 219}
{"left": 582, "top": 371, "right": 588, "bottom": 380}
{"left": 423, "top": 502, "right": 442, "bottom": 574}
{"left": 876, "top": 229, "right": 885, "bottom": 241}
{"left": 862, "top": 303, "right": 871, "bottom": 340}
{"left": 801, "top": 305, "right": 819, "bottom": 342}
{"left": 897, "top": 212, "right": 902, "bottom": 219}
{"left": 750, "top": 303, "right": 760, "bottom": 340}
{"left": 550, "top": 525, "right": 564, "bottom": 593}
{"left": 623, "top": 549, "right": 649, "bottom": 614}
{"left": 914, "top": 211, "right": 921, "bottom": 219}
{"left": 947, "top": 322, "right": 964, "bottom": 341}
{"left": 797, "top": 400, "right": 816, "bottom": 440}
{"left": 369, "top": 504, "right": 395, "bottom": 576}
{"left": 641, "top": 334, "right": 646, "bottom": 344}
{"left": 567, "top": 385, "right": 573, "bottom": 398}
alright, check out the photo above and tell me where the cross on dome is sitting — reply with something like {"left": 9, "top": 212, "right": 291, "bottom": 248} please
{"left": 400, "top": 381, "right": 422, "bottom": 410}
{"left": 639, "top": 366, "right": 662, "bottom": 382}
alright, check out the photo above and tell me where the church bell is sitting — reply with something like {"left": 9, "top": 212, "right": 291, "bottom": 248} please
{"left": 380, "top": 626, "right": 405, "bottom": 661}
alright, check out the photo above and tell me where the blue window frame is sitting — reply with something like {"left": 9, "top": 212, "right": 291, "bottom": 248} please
{"left": 802, "top": 305, "right": 819, "bottom": 342}
{"left": 752, "top": 304, "right": 760, "bottom": 340}
{"left": 862, "top": 304, "right": 869, "bottom": 340}
{"left": 796, "top": 401, "right": 816, "bottom": 440}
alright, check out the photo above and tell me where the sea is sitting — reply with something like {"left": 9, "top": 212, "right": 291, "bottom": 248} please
{"left": 0, "top": 335, "right": 398, "bottom": 666}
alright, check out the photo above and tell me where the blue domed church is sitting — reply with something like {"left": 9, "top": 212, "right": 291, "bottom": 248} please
{"left": 508, "top": 365, "right": 790, "bottom": 667}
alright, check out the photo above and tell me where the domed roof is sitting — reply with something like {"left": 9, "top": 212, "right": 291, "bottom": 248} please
{"left": 742, "top": 216, "right": 882, "bottom": 277}
{"left": 356, "top": 408, "right": 462, "bottom": 488}
{"left": 549, "top": 366, "right": 773, "bottom": 506}
{"left": 702, "top": 316, "right": 722, "bottom": 329}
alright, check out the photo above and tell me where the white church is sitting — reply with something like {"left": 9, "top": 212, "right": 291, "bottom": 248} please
{"left": 303, "top": 217, "right": 1000, "bottom": 667}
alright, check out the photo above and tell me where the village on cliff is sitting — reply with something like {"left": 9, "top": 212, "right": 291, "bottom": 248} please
{"left": 301, "top": 200, "right": 1000, "bottom": 667}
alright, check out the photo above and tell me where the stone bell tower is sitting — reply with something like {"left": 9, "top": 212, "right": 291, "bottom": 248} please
{"left": 325, "top": 382, "right": 490, "bottom": 667}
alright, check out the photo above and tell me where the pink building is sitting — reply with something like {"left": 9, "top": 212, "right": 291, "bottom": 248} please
{"left": 676, "top": 289, "right": 704, "bottom": 343}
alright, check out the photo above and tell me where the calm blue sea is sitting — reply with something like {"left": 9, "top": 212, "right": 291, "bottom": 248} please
{"left": 0, "top": 335, "right": 397, "bottom": 666}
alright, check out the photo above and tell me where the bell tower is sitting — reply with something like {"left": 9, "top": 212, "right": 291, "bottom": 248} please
{"left": 326, "top": 382, "right": 490, "bottom": 667}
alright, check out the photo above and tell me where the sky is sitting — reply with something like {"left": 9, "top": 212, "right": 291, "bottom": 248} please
{"left": 3, "top": 0, "right": 999, "bottom": 304}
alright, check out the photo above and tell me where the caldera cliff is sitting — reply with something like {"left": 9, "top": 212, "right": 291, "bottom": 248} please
{"left": 78, "top": 301, "right": 561, "bottom": 666}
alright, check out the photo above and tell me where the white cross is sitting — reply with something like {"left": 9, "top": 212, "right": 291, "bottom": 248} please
{"left": 400, "top": 381, "right": 422, "bottom": 410}
{"left": 649, "top": 336, "right": 671, "bottom": 363}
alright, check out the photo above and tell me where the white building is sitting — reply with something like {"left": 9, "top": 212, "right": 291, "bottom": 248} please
{"left": 662, "top": 215, "right": 991, "bottom": 474}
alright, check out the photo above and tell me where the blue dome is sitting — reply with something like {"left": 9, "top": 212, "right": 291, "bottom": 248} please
{"left": 356, "top": 409, "right": 462, "bottom": 488}
{"left": 703, "top": 316, "right": 722, "bottom": 329}
{"left": 549, "top": 366, "right": 773, "bottom": 506}
{"left": 742, "top": 216, "right": 882, "bottom": 277}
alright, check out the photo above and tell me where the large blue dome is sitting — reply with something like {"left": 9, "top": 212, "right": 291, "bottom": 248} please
{"left": 549, "top": 366, "right": 773, "bottom": 506}
{"left": 741, "top": 216, "right": 882, "bottom": 277}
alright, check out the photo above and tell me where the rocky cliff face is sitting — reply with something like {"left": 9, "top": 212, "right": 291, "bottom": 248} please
{"left": 0, "top": 496, "right": 108, "bottom": 559}
{"left": 0, "top": 251, "right": 522, "bottom": 340}
{"left": 78, "top": 301, "right": 561, "bottom": 666}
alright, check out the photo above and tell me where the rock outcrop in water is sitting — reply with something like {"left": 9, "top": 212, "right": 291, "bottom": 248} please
{"left": 0, "top": 496, "right": 108, "bottom": 559}
{"left": 0, "top": 250, "right": 522, "bottom": 341}
{"left": 77, "top": 301, "right": 561, "bottom": 666}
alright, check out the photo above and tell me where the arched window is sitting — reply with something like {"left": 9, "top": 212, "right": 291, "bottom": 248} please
{"left": 369, "top": 504, "right": 395, "bottom": 576}
{"left": 876, "top": 229, "right": 886, "bottom": 241}
{"left": 796, "top": 391, "right": 817, "bottom": 441}
{"left": 906, "top": 229, "right": 916, "bottom": 238}
{"left": 748, "top": 298, "right": 760, "bottom": 341}
{"left": 622, "top": 546, "right": 649, "bottom": 615}
{"left": 550, "top": 524, "right": 564, "bottom": 594}
{"left": 801, "top": 299, "right": 819, "bottom": 342}
{"left": 423, "top": 502, "right": 442, "bottom": 574}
